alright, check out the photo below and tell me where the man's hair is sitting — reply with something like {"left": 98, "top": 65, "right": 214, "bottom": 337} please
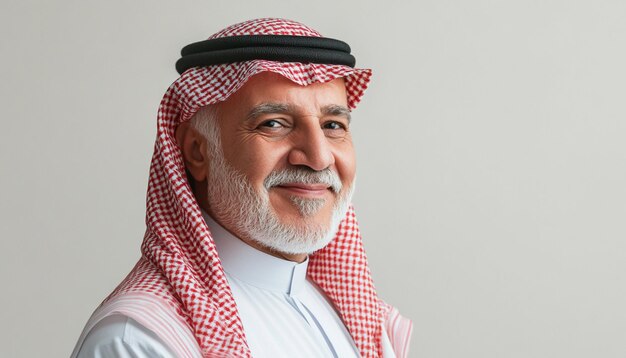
{"left": 189, "top": 106, "right": 220, "bottom": 145}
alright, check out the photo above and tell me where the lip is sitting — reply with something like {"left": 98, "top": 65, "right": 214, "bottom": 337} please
{"left": 274, "top": 183, "right": 331, "bottom": 197}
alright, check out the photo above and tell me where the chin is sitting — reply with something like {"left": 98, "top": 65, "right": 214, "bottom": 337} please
{"left": 282, "top": 202, "right": 335, "bottom": 224}
{"left": 263, "top": 226, "right": 338, "bottom": 255}
{"left": 246, "top": 206, "right": 339, "bottom": 256}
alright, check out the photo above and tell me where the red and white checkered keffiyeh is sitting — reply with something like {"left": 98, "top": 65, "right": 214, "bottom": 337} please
{"left": 100, "top": 18, "right": 412, "bottom": 358}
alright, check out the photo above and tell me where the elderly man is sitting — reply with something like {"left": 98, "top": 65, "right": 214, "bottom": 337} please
{"left": 71, "top": 18, "right": 412, "bottom": 358}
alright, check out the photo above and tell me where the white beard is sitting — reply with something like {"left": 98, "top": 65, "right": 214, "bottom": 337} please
{"left": 204, "top": 138, "right": 354, "bottom": 255}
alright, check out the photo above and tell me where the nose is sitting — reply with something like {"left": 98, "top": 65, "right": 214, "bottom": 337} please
{"left": 288, "top": 125, "right": 335, "bottom": 171}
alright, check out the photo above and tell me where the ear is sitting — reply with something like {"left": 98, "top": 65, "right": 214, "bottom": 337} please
{"left": 175, "top": 122, "right": 209, "bottom": 182}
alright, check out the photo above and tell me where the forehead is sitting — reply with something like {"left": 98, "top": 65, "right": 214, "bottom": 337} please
{"left": 217, "top": 72, "right": 348, "bottom": 115}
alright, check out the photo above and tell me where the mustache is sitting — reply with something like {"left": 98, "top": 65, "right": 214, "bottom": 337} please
{"left": 264, "top": 167, "right": 343, "bottom": 193}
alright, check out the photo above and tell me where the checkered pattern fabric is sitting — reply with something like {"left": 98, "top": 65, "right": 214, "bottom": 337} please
{"left": 104, "top": 18, "right": 389, "bottom": 357}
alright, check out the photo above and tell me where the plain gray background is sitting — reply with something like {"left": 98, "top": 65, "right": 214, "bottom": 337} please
{"left": 1, "top": 0, "right": 625, "bottom": 357}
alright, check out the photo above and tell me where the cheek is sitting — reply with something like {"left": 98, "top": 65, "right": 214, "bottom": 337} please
{"left": 335, "top": 145, "right": 357, "bottom": 184}
{"left": 225, "top": 141, "right": 291, "bottom": 186}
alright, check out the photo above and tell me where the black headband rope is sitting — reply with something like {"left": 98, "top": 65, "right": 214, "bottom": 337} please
{"left": 175, "top": 35, "right": 356, "bottom": 74}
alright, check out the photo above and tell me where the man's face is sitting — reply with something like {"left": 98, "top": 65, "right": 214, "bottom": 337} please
{"left": 205, "top": 72, "right": 356, "bottom": 256}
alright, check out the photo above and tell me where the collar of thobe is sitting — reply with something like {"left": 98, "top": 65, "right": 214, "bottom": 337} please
{"left": 201, "top": 210, "right": 309, "bottom": 297}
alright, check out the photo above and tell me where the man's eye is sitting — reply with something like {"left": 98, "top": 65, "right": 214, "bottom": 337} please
{"left": 323, "top": 121, "right": 346, "bottom": 130}
{"left": 260, "top": 120, "right": 283, "bottom": 128}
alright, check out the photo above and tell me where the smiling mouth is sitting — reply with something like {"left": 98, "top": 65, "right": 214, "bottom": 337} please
{"left": 274, "top": 183, "right": 331, "bottom": 198}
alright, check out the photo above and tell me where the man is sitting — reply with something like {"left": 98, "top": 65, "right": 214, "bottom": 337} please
{"left": 71, "top": 18, "right": 412, "bottom": 358}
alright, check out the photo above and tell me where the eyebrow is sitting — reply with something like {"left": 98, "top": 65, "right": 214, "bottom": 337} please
{"left": 322, "top": 104, "right": 352, "bottom": 123}
{"left": 246, "top": 102, "right": 351, "bottom": 123}
{"left": 246, "top": 103, "right": 292, "bottom": 121}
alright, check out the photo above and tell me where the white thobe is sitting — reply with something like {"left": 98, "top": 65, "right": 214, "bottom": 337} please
{"left": 204, "top": 212, "right": 362, "bottom": 358}
{"left": 73, "top": 213, "right": 397, "bottom": 357}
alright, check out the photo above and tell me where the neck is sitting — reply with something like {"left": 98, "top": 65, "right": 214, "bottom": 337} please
{"left": 263, "top": 247, "right": 308, "bottom": 263}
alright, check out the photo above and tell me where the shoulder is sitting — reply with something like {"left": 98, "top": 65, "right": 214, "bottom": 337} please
{"left": 74, "top": 314, "right": 176, "bottom": 358}
{"left": 380, "top": 301, "right": 413, "bottom": 358}
{"left": 71, "top": 293, "right": 202, "bottom": 358}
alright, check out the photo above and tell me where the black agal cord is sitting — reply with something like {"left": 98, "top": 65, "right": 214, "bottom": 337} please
{"left": 176, "top": 35, "right": 356, "bottom": 74}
